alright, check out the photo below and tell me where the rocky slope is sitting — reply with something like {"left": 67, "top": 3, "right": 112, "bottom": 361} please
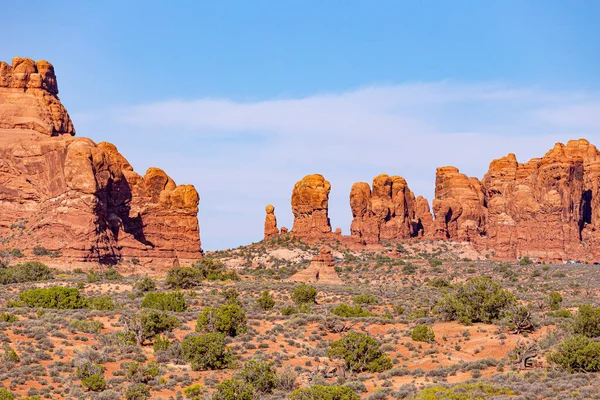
{"left": 0, "top": 58, "right": 201, "bottom": 266}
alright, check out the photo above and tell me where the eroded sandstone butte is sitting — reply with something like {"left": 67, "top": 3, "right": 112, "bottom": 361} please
{"left": 433, "top": 138, "right": 600, "bottom": 262}
{"left": 0, "top": 58, "right": 201, "bottom": 266}
{"left": 264, "top": 204, "right": 279, "bottom": 240}
{"left": 291, "top": 174, "right": 332, "bottom": 238}
{"left": 350, "top": 174, "right": 432, "bottom": 244}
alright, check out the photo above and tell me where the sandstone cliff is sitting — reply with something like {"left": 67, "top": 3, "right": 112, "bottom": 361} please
{"left": 0, "top": 58, "right": 201, "bottom": 266}
{"left": 350, "top": 174, "right": 431, "bottom": 243}
{"left": 432, "top": 139, "right": 600, "bottom": 262}
{"left": 291, "top": 174, "right": 332, "bottom": 237}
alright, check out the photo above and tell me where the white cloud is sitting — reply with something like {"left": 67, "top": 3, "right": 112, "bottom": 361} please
{"left": 71, "top": 82, "right": 600, "bottom": 250}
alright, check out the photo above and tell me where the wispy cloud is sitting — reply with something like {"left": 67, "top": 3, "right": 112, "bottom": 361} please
{"left": 72, "top": 82, "right": 600, "bottom": 250}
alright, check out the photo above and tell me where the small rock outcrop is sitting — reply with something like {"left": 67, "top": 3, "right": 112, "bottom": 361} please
{"left": 264, "top": 204, "right": 279, "bottom": 240}
{"left": 291, "top": 174, "right": 332, "bottom": 237}
{"left": 350, "top": 174, "right": 429, "bottom": 243}
{"left": 286, "top": 249, "right": 343, "bottom": 284}
{"left": 0, "top": 57, "right": 201, "bottom": 266}
{"left": 0, "top": 57, "right": 74, "bottom": 136}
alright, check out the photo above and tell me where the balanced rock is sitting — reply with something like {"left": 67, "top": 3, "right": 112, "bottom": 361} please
{"left": 0, "top": 57, "right": 74, "bottom": 136}
{"left": 350, "top": 174, "right": 428, "bottom": 244}
{"left": 264, "top": 204, "right": 279, "bottom": 240}
{"left": 291, "top": 174, "right": 332, "bottom": 237}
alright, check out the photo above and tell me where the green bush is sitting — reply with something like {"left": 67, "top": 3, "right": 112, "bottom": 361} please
{"left": 353, "top": 294, "right": 377, "bottom": 305}
{"left": 331, "top": 304, "right": 372, "bottom": 318}
{"left": 288, "top": 385, "right": 359, "bottom": 400}
{"left": 548, "top": 292, "right": 563, "bottom": 311}
{"left": 0, "top": 389, "right": 15, "bottom": 400}
{"left": 411, "top": 382, "right": 514, "bottom": 399}
{"left": 123, "top": 310, "right": 179, "bottom": 345}
{"left": 0, "top": 312, "right": 17, "bottom": 323}
{"left": 212, "top": 378, "right": 254, "bottom": 400}
{"left": 81, "top": 373, "right": 106, "bottom": 392}
{"left": 165, "top": 266, "right": 203, "bottom": 289}
{"left": 411, "top": 324, "right": 435, "bottom": 343}
{"left": 124, "top": 383, "right": 151, "bottom": 400}
{"left": 18, "top": 286, "right": 88, "bottom": 309}
{"left": 434, "top": 277, "right": 516, "bottom": 324}
{"left": 141, "top": 291, "right": 187, "bottom": 312}
{"left": 519, "top": 256, "right": 533, "bottom": 265}
{"left": 124, "top": 361, "right": 160, "bottom": 383}
{"left": 257, "top": 290, "right": 275, "bottom": 310}
{"left": 2, "top": 345, "right": 19, "bottom": 363}
{"left": 281, "top": 306, "right": 297, "bottom": 316}
{"left": 236, "top": 359, "right": 277, "bottom": 394}
{"left": 182, "top": 333, "right": 233, "bottom": 371}
{"left": 86, "top": 267, "right": 122, "bottom": 283}
{"left": 89, "top": 296, "right": 116, "bottom": 311}
{"left": 183, "top": 383, "right": 204, "bottom": 399}
{"left": 572, "top": 305, "right": 600, "bottom": 338}
{"left": 196, "top": 304, "right": 247, "bottom": 337}
{"left": 134, "top": 276, "right": 156, "bottom": 293}
{"left": 547, "top": 334, "right": 600, "bottom": 372}
{"left": 69, "top": 319, "right": 104, "bottom": 333}
{"left": 0, "top": 261, "right": 53, "bottom": 284}
{"left": 292, "top": 284, "right": 317, "bottom": 305}
{"left": 328, "top": 332, "right": 392, "bottom": 373}
{"left": 153, "top": 334, "right": 170, "bottom": 352}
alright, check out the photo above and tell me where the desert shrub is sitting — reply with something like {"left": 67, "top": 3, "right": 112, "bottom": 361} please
{"left": 181, "top": 333, "right": 233, "bottom": 371}
{"left": 153, "top": 334, "right": 170, "bottom": 352}
{"left": 549, "top": 309, "right": 573, "bottom": 318}
{"left": 411, "top": 325, "right": 435, "bottom": 343}
{"left": 0, "top": 312, "right": 17, "bottom": 323}
{"left": 183, "top": 383, "right": 205, "bottom": 399}
{"left": 547, "top": 334, "right": 600, "bottom": 372}
{"left": 331, "top": 304, "right": 372, "bottom": 318}
{"left": 0, "top": 261, "right": 53, "bottom": 284}
{"left": 134, "top": 276, "right": 156, "bottom": 293}
{"left": 281, "top": 306, "right": 297, "bottom": 316}
{"left": 89, "top": 296, "right": 116, "bottom": 311}
{"left": 18, "top": 286, "right": 88, "bottom": 309}
{"left": 411, "top": 382, "right": 514, "bottom": 399}
{"left": 519, "top": 256, "right": 533, "bottom": 265}
{"left": 288, "top": 385, "right": 359, "bottom": 400}
{"left": 548, "top": 292, "right": 563, "bottom": 311}
{"left": 328, "top": 332, "right": 392, "bottom": 373}
{"left": 572, "top": 304, "right": 600, "bottom": 338}
{"left": 236, "top": 359, "right": 277, "bottom": 394}
{"left": 212, "top": 378, "right": 255, "bottom": 400}
{"left": 196, "top": 304, "right": 247, "bottom": 337}
{"left": 32, "top": 245, "right": 60, "bottom": 257}
{"left": 428, "top": 259, "right": 443, "bottom": 268}
{"left": 124, "top": 361, "right": 160, "bottom": 383}
{"left": 124, "top": 384, "right": 151, "bottom": 400}
{"left": 165, "top": 266, "right": 203, "bottom": 289}
{"left": 2, "top": 345, "right": 19, "bottom": 363}
{"left": 69, "top": 319, "right": 104, "bottom": 333}
{"left": 292, "top": 283, "right": 317, "bottom": 304}
{"left": 87, "top": 267, "right": 122, "bottom": 283}
{"left": 257, "top": 290, "right": 275, "bottom": 310}
{"left": 141, "top": 291, "right": 187, "bottom": 312}
{"left": 123, "top": 310, "right": 179, "bottom": 345}
{"left": 0, "top": 389, "right": 15, "bottom": 400}
{"left": 353, "top": 294, "right": 377, "bottom": 305}
{"left": 81, "top": 373, "right": 107, "bottom": 392}
{"left": 434, "top": 277, "right": 516, "bottom": 324}
{"left": 189, "top": 258, "right": 240, "bottom": 281}
{"left": 428, "top": 277, "right": 452, "bottom": 288}
{"left": 221, "top": 288, "right": 241, "bottom": 304}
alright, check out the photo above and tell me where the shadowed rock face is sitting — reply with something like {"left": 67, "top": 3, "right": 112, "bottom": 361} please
{"left": 0, "top": 58, "right": 201, "bottom": 266}
{"left": 291, "top": 174, "right": 332, "bottom": 237}
{"left": 433, "top": 139, "right": 600, "bottom": 262}
{"left": 350, "top": 174, "right": 432, "bottom": 244}
{"left": 0, "top": 57, "right": 74, "bottom": 136}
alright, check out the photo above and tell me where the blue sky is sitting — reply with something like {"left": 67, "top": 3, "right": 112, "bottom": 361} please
{"left": 2, "top": 1, "right": 600, "bottom": 249}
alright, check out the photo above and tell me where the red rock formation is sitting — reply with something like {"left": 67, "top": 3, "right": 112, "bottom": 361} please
{"left": 432, "top": 139, "right": 600, "bottom": 262}
{"left": 0, "top": 58, "right": 201, "bottom": 266}
{"left": 264, "top": 204, "right": 279, "bottom": 240}
{"left": 350, "top": 174, "right": 428, "bottom": 243}
{"left": 432, "top": 167, "right": 486, "bottom": 241}
{"left": 0, "top": 57, "right": 74, "bottom": 136}
{"left": 415, "top": 196, "right": 434, "bottom": 237}
{"left": 286, "top": 249, "right": 343, "bottom": 284}
{"left": 291, "top": 174, "right": 332, "bottom": 237}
